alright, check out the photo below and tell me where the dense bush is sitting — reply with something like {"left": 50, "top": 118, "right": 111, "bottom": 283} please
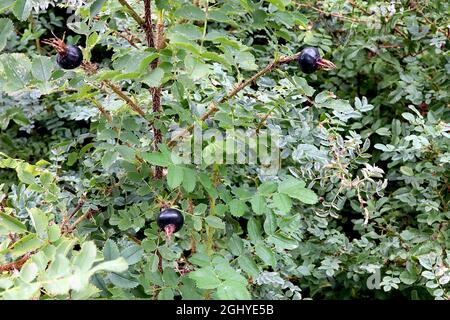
{"left": 0, "top": 0, "right": 449, "bottom": 300}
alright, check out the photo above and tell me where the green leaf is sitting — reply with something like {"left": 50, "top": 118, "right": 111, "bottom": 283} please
{"left": 272, "top": 193, "right": 292, "bottom": 214}
{"left": 90, "top": 257, "right": 128, "bottom": 274}
{"left": 108, "top": 272, "right": 139, "bottom": 289}
{"left": 400, "top": 166, "right": 414, "bottom": 177}
{"left": 189, "top": 266, "right": 221, "bottom": 289}
{"left": 116, "top": 145, "right": 136, "bottom": 162}
{"left": 13, "top": 0, "right": 32, "bottom": 21}
{"left": 47, "top": 224, "right": 60, "bottom": 242}
{"left": 216, "top": 280, "right": 251, "bottom": 300}
{"left": 73, "top": 241, "right": 97, "bottom": 272}
{"left": 142, "top": 67, "right": 164, "bottom": 87}
{"left": 20, "top": 262, "right": 38, "bottom": 283}
{"left": 103, "top": 239, "right": 120, "bottom": 261}
{"left": 268, "top": 234, "right": 298, "bottom": 250}
{"left": 0, "top": 211, "right": 27, "bottom": 234}
{"left": 247, "top": 218, "right": 262, "bottom": 243}
{"left": 0, "top": 18, "right": 14, "bottom": 52}
{"left": 229, "top": 199, "right": 247, "bottom": 217}
{"left": 290, "top": 188, "right": 319, "bottom": 204}
{"left": 182, "top": 167, "right": 197, "bottom": 192}
{"left": 120, "top": 245, "right": 143, "bottom": 265}
{"left": 238, "top": 255, "right": 260, "bottom": 278}
{"left": 278, "top": 176, "right": 306, "bottom": 194}
{"left": 143, "top": 152, "right": 171, "bottom": 166}
{"left": 278, "top": 177, "right": 318, "bottom": 204}
{"left": 250, "top": 194, "right": 266, "bottom": 215}
{"left": 0, "top": 53, "right": 32, "bottom": 92}
{"left": 167, "top": 165, "right": 184, "bottom": 189}
{"left": 267, "top": 0, "right": 287, "bottom": 10}
{"left": 174, "top": 5, "right": 205, "bottom": 20}
{"left": 255, "top": 243, "right": 276, "bottom": 267}
{"left": 168, "top": 25, "right": 203, "bottom": 41}
{"left": 101, "top": 150, "right": 118, "bottom": 168}
{"left": 90, "top": 0, "right": 106, "bottom": 17}
{"left": 400, "top": 270, "right": 418, "bottom": 285}
{"left": 205, "top": 216, "right": 225, "bottom": 229}
{"left": 294, "top": 76, "right": 315, "bottom": 96}
{"left": 28, "top": 208, "right": 48, "bottom": 239}
{"left": 198, "top": 173, "right": 218, "bottom": 198}
{"left": 31, "top": 56, "right": 54, "bottom": 81}
{"left": 9, "top": 234, "right": 44, "bottom": 259}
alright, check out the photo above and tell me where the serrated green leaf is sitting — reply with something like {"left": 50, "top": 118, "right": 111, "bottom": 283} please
{"left": 229, "top": 199, "right": 247, "bottom": 217}
{"left": 0, "top": 18, "right": 14, "bottom": 52}
{"left": 73, "top": 241, "right": 97, "bottom": 272}
{"left": 167, "top": 165, "right": 184, "bottom": 189}
{"left": 28, "top": 208, "right": 48, "bottom": 239}
{"left": 31, "top": 56, "right": 54, "bottom": 81}
{"left": 0, "top": 211, "right": 27, "bottom": 234}
{"left": 189, "top": 266, "right": 221, "bottom": 289}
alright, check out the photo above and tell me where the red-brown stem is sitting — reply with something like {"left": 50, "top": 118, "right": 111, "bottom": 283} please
{"left": 0, "top": 253, "right": 32, "bottom": 272}
{"left": 143, "top": 1, "right": 164, "bottom": 179}
{"left": 167, "top": 53, "right": 301, "bottom": 148}
{"left": 143, "top": 0, "right": 155, "bottom": 48}
{"left": 60, "top": 198, "right": 85, "bottom": 232}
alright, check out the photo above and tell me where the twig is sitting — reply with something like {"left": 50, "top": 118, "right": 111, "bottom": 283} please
{"left": 102, "top": 80, "right": 146, "bottom": 117}
{"left": 118, "top": 0, "right": 145, "bottom": 26}
{"left": 167, "top": 53, "right": 300, "bottom": 148}
{"left": 126, "top": 233, "right": 142, "bottom": 245}
{"left": 63, "top": 209, "right": 96, "bottom": 234}
{"left": 255, "top": 105, "right": 277, "bottom": 133}
{"left": 143, "top": 0, "right": 155, "bottom": 49}
{"left": 0, "top": 253, "right": 32, "bottom": 272}
{"left": 143, "top": 2, "right": 164, "bottom": 179}
{"left": 60, "top": 198, "right": 85, "bottom": 232}
{"left": 113, "top": 30, "right": 140, "bottom": 48}
{"left": 91, "top": 98, "right": 113, "bottom": 123}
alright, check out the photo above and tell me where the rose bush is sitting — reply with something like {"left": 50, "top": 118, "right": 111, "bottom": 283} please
{"left": 0, "top": 0, "right": 449, "bottom": 300}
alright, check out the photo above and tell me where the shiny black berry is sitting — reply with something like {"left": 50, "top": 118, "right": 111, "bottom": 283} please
{"left": 42, "top": 37, "right": 83, "bottom": 70}
{"left": 57, "top": 45, "right": 83, "bottom": 69}
{"left": 297, "top": 47, "right": 336, "bottom": 74}
{"left": 157, "top": 208, "right": 184, "bottom": 233}
{"left": 297, "top": 47, "right": 321, "bottom": 74}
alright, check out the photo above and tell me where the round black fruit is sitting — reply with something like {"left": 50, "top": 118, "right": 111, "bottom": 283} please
{"left": 297, "top": 47, "right": 336, "bottom": 74}
{"left": 297, "top": 47, "right": 321, "bottom": 74}
{"left": 157, "top": 208, "right": 184, "bottom": 233}
{"left": 57, "top": 45, "right": 83, "bottom": 70}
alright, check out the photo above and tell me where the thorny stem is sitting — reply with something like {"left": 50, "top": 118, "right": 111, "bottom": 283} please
{"left": 102, "top": 80, "right": 147, "bottom": 117}
{"left": 143, "top": 1, "right": 164, "bottom": 179}
{"left": 143, "top": 0, "right": 155, "bottom": 48}
{"left": 167, "top": 53, "right": 301, "bottom": 148}
{"left": 91, "top": 98, "right": 113, "bottom": 123}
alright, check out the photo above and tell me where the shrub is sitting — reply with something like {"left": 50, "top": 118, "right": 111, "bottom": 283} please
{"left": 0, "top": 0, "right": 449, "bottom": 300}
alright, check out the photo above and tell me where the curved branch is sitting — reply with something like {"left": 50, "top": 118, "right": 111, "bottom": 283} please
{"left": 167, "top": 53, "right": 300, "bottom": 148}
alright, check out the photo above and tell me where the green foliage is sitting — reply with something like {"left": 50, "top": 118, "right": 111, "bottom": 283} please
{"left": 0, "top": 0, "right": 449, "bottom": 300}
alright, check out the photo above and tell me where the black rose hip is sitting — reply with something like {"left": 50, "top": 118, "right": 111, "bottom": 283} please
{"left": 43, "top": 37, "right": 83, "bottom": 70}
{"left": 157, "top": 208, "right": 184, "bottom": 239}
{"left": 297, "top": 47, "right": 336, "bottom": 74}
